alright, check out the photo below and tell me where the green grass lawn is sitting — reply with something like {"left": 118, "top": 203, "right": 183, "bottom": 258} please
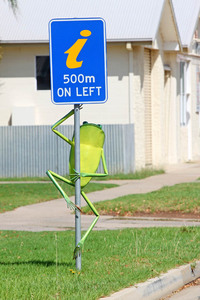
{"left": 93, "top": 168, "right": 165, "bottom": 181}
{"left": 1, "top": 178, "right": 200, "bottom": 216}
{"left": 0, "top": 227, "right": 199, "bottom": 299}
{"left": 0, "top": 173, "right": 199, "bottom": 299}
{"left": 0, "top": 168, "right": 164, "bottom": 182}
{"left": 0, "top": 168, "right": 164, "bottom": 214}
{"left": 83, "top": 182, "right": 200, "bottom": 216}
{"left": 0, "top": 182, "right": 117, "bottom": 213}
{"left": 0, "top": 176, "right": 49, "bottom": 182}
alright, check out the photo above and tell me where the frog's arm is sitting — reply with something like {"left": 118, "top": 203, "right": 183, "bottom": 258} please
{"left": 73, "top": 191, "right": 99, "bottom": 259}
{"left": 51, "top": 109, "right": 74, "bottom": 146}
{"left": 97, "top": 149, "right": 108, "bottom": 176}
{"left": 73, "top": 149, "right": 108, "bottom": 181}
{"left": 46, "top": 170, "right": 81, "bottom": 212}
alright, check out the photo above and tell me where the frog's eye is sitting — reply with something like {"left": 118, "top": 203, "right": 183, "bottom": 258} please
{"left": 83, "top": 121, "right": 88, "bottom": 125}
{"left": 98, "top": 124, "right": 102, "bottom": 129}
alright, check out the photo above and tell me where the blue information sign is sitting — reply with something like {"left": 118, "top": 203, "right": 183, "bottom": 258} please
{"left": 49, "top": 18, "right": 107, "bottom": 105}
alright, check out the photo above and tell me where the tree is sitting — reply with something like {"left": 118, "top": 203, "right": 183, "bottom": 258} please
{"left": 6, "top": 0, "right": 18, "bottom": 13}
{"left": 0, "top": 0, "right": 18, "bottom": 59}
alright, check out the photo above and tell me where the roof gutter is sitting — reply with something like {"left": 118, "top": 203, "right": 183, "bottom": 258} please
{"left": 0, "top": 38, "right": 153, "bottom": 45}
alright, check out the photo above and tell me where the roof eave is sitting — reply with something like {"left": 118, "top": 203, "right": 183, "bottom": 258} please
{"left": 154, "top": 0, "right": 182, "bottom": 51}
{"left": 108, "top": 38, "right": 153, "bottom": 44}
{"left": 168, "top": 0, "right": 182, "bottom": 51}
{"left": 0, "top": 40, "right": 49, "bottom": 44}
{"left": 0, "top": 38, "right": 153, "bottom": 45}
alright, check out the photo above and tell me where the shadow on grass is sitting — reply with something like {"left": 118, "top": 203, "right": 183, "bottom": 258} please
{"left": 0, "top": 260, "right": 72, "bottom": 267}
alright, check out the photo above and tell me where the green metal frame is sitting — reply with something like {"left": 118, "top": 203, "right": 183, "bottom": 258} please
{"left": 47, "top": 108, "right": 108, "bottom": 258}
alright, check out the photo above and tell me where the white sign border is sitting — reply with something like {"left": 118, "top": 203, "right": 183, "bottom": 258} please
{"left": 49, "top": 17, "right": 108, "bottom": 105}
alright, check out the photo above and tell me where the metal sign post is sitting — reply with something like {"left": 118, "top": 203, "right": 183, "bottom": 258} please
{"left": 49, "top": 18, "right": 107, "bottom": 270}
{"left": 74, "top": 104, "right": 81, "bottom": 269}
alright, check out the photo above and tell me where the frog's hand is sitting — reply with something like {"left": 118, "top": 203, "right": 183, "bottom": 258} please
{"left": 46, "top": 170, "right": 78, "bottom": 211}
{"left": 70, "top": 170, "right": 80, "bottom": 182}
{"left": 69, "top": 170, "right": 99, "bottom": 182}
{"left": 73, "top": 191, "right": 99, "bottom": 259}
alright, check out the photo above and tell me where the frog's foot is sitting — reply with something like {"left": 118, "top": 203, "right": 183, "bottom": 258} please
{"left": 63, "top": 193, "right": 76, "bottom": 211}
{"left": 66, "top": 200, "right": 76, "bottom": 211}
{"left": 66, "top": 200, "right": 81, "bottom": 213}
{"left": 73, "top": 241, "right": 83, "bottom": 259}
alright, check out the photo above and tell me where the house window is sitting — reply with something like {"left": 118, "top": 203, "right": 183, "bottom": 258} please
{"left": 36, "top": 56, "right": 50, "bottom": 90}
{"left": 180, "top": 61, "right": 190, "bottom": 126}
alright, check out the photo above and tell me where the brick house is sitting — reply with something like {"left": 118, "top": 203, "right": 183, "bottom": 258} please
{"left": 0, "top": 0, "right": 200, "bottom": 170}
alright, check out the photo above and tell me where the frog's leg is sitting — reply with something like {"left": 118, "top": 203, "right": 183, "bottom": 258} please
{"left": 73, "top": 149, "right": 108, "bottom": 257}
{"left": 46, "top": 170, "right": 81, "bottom": 212}
{"left": 73, "top": 191, "right": 99, "bottom": 259}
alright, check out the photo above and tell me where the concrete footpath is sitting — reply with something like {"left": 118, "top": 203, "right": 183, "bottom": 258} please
{"left": 1, "top": 162, "right": 200, "bottom": 299}
{"left": 0, "top": 162, "right": 200, "bottom": 232}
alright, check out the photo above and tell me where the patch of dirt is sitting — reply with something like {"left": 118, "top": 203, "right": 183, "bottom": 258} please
{"left": 127, "top": 211, "right": 200, "bottom": 219}
{"left": 161, "top": 277, "right": 200, "bottom": 299}
{"left": 181, "top": 277, "right": 200, "bottom": 288}
{"left": 99, "top": 210, "right": 200, "bottom": 219}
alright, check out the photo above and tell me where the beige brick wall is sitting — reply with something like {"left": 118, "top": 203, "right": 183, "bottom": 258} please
{"left": 162, "top": 52, "right": 179, "bottom": 164}
{"left": 132, "top": 46, "right": 145, "bottom": 169}
{"left": 190, "top": 60, "right": 200, "bottom": 161}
